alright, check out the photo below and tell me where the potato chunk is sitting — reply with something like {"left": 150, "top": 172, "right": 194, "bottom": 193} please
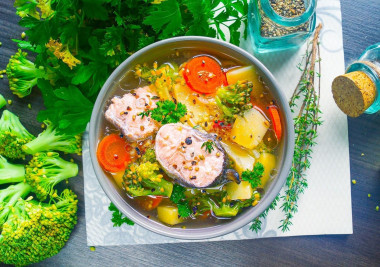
{"left": 221, "top": 141, "right": 255, "bottom": 176}
{"left": 226, "top": 66, "right": 266, "bottom": 98}
{"left": 231, "top": 108, "right": 269, "bottom": 149}
{"left": 226, "top": 181, "right": 253, "bottom": 200}
{"left": 157, "top": 205, "right": 184, "bottom": 225}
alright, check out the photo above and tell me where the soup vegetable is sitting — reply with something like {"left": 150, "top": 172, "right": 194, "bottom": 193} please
{"left": 97, "top": 52, "right": 282, "bottom": 226}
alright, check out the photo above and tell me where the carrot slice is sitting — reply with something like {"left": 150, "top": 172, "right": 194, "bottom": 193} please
{"left": 268, "top": 105, "right": 282, "bottom": 140}
{"left": 97, "top": 134, "right": 131, "bottom": 173}
{"left": 183, "top": 56, "right": 227, "bottom": 94}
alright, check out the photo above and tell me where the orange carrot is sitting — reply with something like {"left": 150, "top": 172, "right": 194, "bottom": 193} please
{"left": 97, "top": 134, "right": 131, "bottom": 173}
{"left": 183, "top": 56, "right": 227, "bottom": 94}
{"left": 268, "top": 105, "right": 282, "bottom": 140}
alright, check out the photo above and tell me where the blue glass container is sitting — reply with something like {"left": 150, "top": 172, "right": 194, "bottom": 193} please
{"left": 346, "top": 43, "right": 380, "bottom": 115}
{"left": 248, "top": 0, "right": 317, "bottom": 53}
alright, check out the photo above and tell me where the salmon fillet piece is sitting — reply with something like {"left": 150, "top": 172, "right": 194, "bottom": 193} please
{"left": 105, "top": 86, "right": 159, "bottom": 141}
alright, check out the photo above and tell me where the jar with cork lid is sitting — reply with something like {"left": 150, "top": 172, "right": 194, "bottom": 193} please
{"left": 332, "top": 43, "right": 380, "bottom": 117}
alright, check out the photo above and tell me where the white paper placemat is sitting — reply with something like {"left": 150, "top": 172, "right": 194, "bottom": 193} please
{"left": 83, "top": 0, "right": 352, "bottom": 246}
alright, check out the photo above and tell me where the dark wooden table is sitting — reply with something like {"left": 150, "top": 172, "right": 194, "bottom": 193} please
{"left": 1, "top": 0, "right": 379, "bottom": 266}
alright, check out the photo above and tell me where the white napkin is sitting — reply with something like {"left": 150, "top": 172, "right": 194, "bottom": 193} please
{"left": 83, "top": 0, "right": 352, "bottom": 246}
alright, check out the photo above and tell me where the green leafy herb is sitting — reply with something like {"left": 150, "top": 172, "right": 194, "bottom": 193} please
{"left": 170, "top": 184, "right": 191, "bottom": 218}
{"left": 139, "top": 100, "right": 187, "bottom": 125}
{"left": 6, "top": 0, "right": 248, "bottom": 135}
{"left": 108, "top": 202, "right": 134, "bottom": 227}
{"left": 201, "top": 140, "right": 215, "bottom": 154}
{"left": 241, "top": 162, "right": 264, "bottom": 189}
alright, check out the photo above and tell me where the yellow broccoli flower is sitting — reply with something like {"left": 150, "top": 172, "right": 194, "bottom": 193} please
{"left": 46, "top": 39, "right": 81, "bottom": 69}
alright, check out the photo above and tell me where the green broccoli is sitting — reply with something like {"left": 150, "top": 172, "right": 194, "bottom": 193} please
{"left": 0, "top": 187, "right": 77, "bottom": 266}
{"left": 22, "top": 120, "right": 82, "bottom": 155}
{"left": 0, "top": 94, "right": 6, "bottom": 109}
{"left": 0, "top": 156, "right": 25, "bottom": 185}
{"left": 215, "top": 80, "right": 253, "bottom": 121}
{"left": 6, "top": 49, "right": 50, "bottom": 98}
{"left": 139, "top": 148, "right": 156, "bottom": 164}
{"left": 123, "top": 162, "right": 173, "bottom": 197}
{"left": 0, "top": 110, "right": 34, "bottom": 159}
{"left": 25, "top": 152, "right": 79, "bottom": 201}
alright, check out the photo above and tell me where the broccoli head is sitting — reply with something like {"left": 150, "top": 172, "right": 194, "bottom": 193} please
{"left": 0, "top": 110, "right": 34, "bottom": 160}
{"left": 0, "top": 94, "right": 6, "bottom": 109}
{"left": 0, "top": 188, "right": 77, "bottom": 266}
{"left": 25, "top": 152, "right": 79, "bottom": 201}
{"left": 6, "top": 49, "right": 48, "bottom": 98}
{"left": 123, "top": 162, "right": 173, "bottom": 197}
{"left": 22, "top": 120, "right": 82, "bottom": 155}
{"left": 139, "top": 148, "right": 156, "bottom": 164}
{"left": 215, "top": 80, "right": 253, "bottom": 121}
{"left": 0, "top": 156, "right": 25, "bottom": 185}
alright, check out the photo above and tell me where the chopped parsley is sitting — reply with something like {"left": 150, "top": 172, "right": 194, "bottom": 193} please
{"left": 138, "top": 100, "right": 187, "bottom": 124}
{"left": 241, "top": 162, "right": 264, "bottom": 189}
{"left": 202, "top": 140, "right": 215, "bottom": 154}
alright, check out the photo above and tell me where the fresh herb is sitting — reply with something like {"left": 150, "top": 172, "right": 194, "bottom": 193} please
{"left": 6, "top": 0, "right": 248, "bottom": 135}
{"left": 139, "top": 100, "right": 187, "bottom": 124}
{"left": 201, "top": 140, "right": 215, "bottom": 154}
{"left": 108, "top": 202, "right": 134, "bottom": 227}
{"left": 170, "top": 184, "right": 191, "bottom": 218}
{"left": 250, "top": 24, "right": 323, "bottom": 233}
{"left": 241, "top": 162, "right": 264, "bottom": 189}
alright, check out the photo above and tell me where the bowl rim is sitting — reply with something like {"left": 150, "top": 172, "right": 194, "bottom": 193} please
{"left": 89, "top": 36, "right": 295, "bottom": 240}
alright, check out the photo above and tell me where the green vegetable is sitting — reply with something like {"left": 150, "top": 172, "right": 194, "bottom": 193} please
{"left": 139, "top": 148, "right": 156, "bottom": 164}
{"left": 0, "top": 186, "right": 78, "bottom": 266}
{"left": 0, "top": 94, "right": 6, "bottom": 109}
{"left": 201, "top": 140, "right": 215, "bottom": 154}
{"left": 6, "top": 49, "right": 52, "bottom": 98}
{"left": 215, "top": 81, "right": 253, "bottom": 121}
{"left": 241, "top": 162, "right": 264, "bottom": 189}
{"left": 123, "top": 162, "right": 173, "bottom": 198}
{"left": 139, "top": 100, "right": 187, "bottom": 125}
{"left": 108, "top": 202, "right": 134, "bottom": 227}
{"left": 10, "top": 0, "right": 248, "bottom": 135}
{"left": 25, "top": 152, "right": 79, "bottom": 201}
{"left": 170, "top": 184, "right": 191, "bottom": 218}
{"left": 0, "top": 110, "right": 34, "bottom": 159}
{"left": 22, "top": 120, "right": 82, "bottom": 155}
{"left": 0, "top": 155, "right": 25, "bottom": 185}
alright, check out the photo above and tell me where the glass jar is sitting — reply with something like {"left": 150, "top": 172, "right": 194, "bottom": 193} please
{"left": 332, "top": 43, "right": 380, "bottom": 117}
{"left": 248, "top": 0, "right": 317, "bottom": 53}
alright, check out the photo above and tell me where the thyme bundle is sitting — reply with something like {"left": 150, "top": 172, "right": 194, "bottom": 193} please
{"left": 250, "top": 23, "right": 323, "bottom": 233}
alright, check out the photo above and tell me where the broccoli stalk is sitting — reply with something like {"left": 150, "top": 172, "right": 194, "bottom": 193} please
{"left": 0, "top": 110, "right": 34, "bottom": 159}
{"left": 22, "top": 120, "right": 82, "bottom": 155}
{"left": 123, "top": 162, "right": 173, "bottom": 197}
{"left": 0, "top": 188, "right": 77, "bottom": 266}
{"left": 0, "top": 156, "right": 25, "bottom": 185}
{"left": 6, "top": 49, "right": 52, "bottom": 98}
{"left": 215, "top": 80, "right": 253, "bottom": 121}
{"left": 25, "top": 152, "right": 79, "bottom": 201}
{"left": 0, "top": 94, "right": 6, "bottom": 109}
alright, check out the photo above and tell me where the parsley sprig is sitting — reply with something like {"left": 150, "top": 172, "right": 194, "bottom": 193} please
{"left": 241, "top": 162, "right": 264, "bottom": 189}
{"left": 139, "top": 100, "right": 187, "bottom": 124}
{"left": 108, "top": 203, "right": 134, "bottom": 227}
{"left": 201, "top": 140, "right": 215, "bottom": 154}
{"left": 170, "top": 184, "right": 191, "bottom": 218}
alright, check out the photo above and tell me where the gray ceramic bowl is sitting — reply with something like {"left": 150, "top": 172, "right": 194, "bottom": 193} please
{"left": 89, "top": 36, "right": 294, "bottom": 240}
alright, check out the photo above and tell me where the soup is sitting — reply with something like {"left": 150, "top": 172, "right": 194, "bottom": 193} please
{"left": 97, "top": 49, "right": 282, "bottom": 227}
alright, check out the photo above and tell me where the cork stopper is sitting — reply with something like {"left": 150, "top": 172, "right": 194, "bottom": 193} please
{"left": 332, "top": 71, "right": 376, "bottom": 117}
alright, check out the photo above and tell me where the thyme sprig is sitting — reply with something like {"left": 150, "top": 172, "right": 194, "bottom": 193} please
{"left": 250, "top": 23, "right": 323, "bottom": 233}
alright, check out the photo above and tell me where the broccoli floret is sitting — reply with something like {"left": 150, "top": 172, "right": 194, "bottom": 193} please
{"left": 215, "top": 80, "right": 253, "bottom": 121}
{"left": 22, "top": 120, "right": 82, "bottom": 155}
{"left": 14, "top": 0, "right": 54, "bottom": 19}
{"left": 25, "top": 152, "right": 79, "bottom": 201}
{"left": 0, "top": 188, "right": 77, "bottom": 266}
{"left": 0, "top": 94, "right": 6, "bottom": 109}
{"left": 123, "top": 162, "right": 173, "bottom": 197}
{"left": 0, "top": 110, "right": 34, "bottom": 159}
{"left": 6, "top": 49, "right": 49, "bottom": 98}
{"left": 0, "top": 156, "right": 25, "bottom": 185}
{"left": 139, "top": 148, "right": 156, "bottom": 164}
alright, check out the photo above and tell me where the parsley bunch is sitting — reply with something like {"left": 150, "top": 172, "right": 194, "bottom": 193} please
{"left": 8, "top": 0, "right": 248, "bottom": 135}
{"left": 170, "top": 184, "right": 191, "bottom": 218}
